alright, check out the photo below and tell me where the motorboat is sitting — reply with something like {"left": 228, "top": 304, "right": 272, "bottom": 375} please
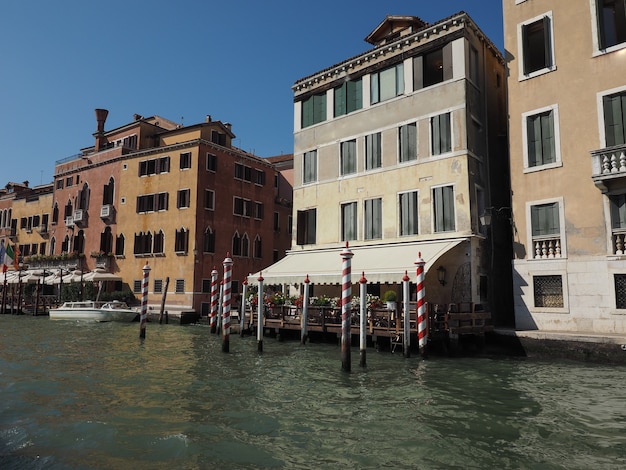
{"left": 49, "top": 300, "right": 139, "bottom": 322}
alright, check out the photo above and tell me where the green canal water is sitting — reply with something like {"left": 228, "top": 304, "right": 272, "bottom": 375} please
{"left": 0, "top": 315, "right": 625, "bottom": 470}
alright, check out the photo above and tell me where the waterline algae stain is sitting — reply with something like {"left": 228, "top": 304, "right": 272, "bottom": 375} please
{"left": 1, "top": 316, "right": 626, "bottom": 469}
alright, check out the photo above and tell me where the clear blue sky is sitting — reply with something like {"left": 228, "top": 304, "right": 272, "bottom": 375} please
{"left": 0, "top": 1, "right": 503, "bottom": 186}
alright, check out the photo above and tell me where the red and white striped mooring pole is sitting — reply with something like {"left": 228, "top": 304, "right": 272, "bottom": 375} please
{"left": 222, "top": 253, "right": 233, "bottom": 353}
{"left": 209, "top": 267, "right": 219, "bottom": 334}
{"left": 340, "top": 242, "right": 353, "bottom": 372}
{"left": 415, "top": 252, "right": 428, "bottom": 358}
{"left": 139, "top": 262, "right": 150, "bottom": 339}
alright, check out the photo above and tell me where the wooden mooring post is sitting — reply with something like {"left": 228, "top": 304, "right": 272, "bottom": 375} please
{"left": 159, "top": 277, "right": 169, "bottom": 324}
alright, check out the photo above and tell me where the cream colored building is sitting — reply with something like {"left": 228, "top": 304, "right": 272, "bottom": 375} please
{"left": 505, "top": 0, "right": 626, "bottom": 333}
{"left": 260, "top": 13, "right": 511, "bottom": 321}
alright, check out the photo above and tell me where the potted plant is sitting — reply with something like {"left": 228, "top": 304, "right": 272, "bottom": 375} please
{"left": 382, "top": 290, "right": 397, "bottom": 311}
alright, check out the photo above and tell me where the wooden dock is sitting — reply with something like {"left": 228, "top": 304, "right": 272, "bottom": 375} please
{"left": 234, "top": 302, "right": 493, "bottom": 353}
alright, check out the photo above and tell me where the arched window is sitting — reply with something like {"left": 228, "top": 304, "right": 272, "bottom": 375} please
{"left": 52, "top": 203, "right": 59, "bottom": 224}
{"left": 64, "top": 199, "right": 73, "bottom": 219}
{"left": 203, "top": 227, "right": 215, "bottom": 253}
{"left": 254, "top": 235, "right": 262, "bottom": 258}
{"left": 50, "top": 237, "right": 56, "bottom": 256}
{"left": 153, "top": 229, "right": 165, "bottom": 255}
{"left": 103, "top": 177, "right": 114, "bottom": 205}
{"left": 115, "top": 234, "right": 125, "bottom": 256}
{"left": 77, "top": 183, "right": 90, "bottom": 210}
{"left": 241, "top": 233, "right": 250, "bottom": 257}
{"left": 232, "top": 231, "right": 242, "bottom": 256}
{"left": 74, "top": 230, "right": 85, "bottom": 254}
{"left": 175, "top": 227, "right": 189, "bottom": 253}
{"left": 62, "top": 235, "right": 70, "bottom": 253}
{"left": 100, "top": 227, "right": 113, "bottom": 254}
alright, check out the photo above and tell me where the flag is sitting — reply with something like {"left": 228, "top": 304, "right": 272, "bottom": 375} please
{"left": 5, "top": 243, "right": 18, "bottom": 270}
{"left": 0, "top": 240, "right": 5, "bottom": 267}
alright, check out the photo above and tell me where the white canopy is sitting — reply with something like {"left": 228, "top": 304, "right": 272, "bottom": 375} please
{"left": 83, "top": 269, "right": 122, "bottom": 282}
{"left": 252, "top": 238, "right": 468, "bottom": 285}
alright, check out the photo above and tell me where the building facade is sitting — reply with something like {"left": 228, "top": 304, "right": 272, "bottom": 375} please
{"left": 259, "top": 13, "right": 512, "bottom": 323}
{"left": 504, "top": 0, "right": 626, "bottom": 333}
{"left": 7, "top": 110, "right": 292, "bottom": 315}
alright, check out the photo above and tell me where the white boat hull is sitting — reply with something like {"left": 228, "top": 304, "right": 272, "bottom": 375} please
{"left": 49, "top": 301, "right": 139, "bottom": 322}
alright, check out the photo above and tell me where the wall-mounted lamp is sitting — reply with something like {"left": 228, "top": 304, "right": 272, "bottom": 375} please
{"left": 437, "top": 265, "right": 447, "bottom": 286}
{"left": 480, "top": 211, "right": 492, "bottom": 227}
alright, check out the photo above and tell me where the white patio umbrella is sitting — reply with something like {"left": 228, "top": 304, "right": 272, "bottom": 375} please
{"left": 83, "top": 268, "right": 122, "bottom": 300}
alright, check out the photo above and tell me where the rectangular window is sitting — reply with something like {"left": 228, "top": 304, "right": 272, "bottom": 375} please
{"left": 341, "top": 202, "right": 357, "bottom": 241}
{"left": 334, "top": 78, "right": 363, "bottom": 117}
{"left": 234, "top": 163, "right": 244, "bottom": 180}
{"left": 177, "top": 189, "right": 190, "bottom": 209}
{"left": 233, "top": 197, "right": 251, "bottom": 217}
{"left": 157, "top": 192, "right": 168, "bottom": 211}
{"left": 133, "top": 280, "right": 142, "bottom": 293}
{"left": 399, "top": 123, "right": 417, "bottom": 162}
{"left": 340, "top": 140, "right": 357, "bottom": 176}
{"left": 521, "top": 15, "right": 553, "bottom": 75}
{"left": 175, "top": 279, "right": 185, "bottom": 293}
{"left": 254, "top": 169, "right": 265, "bottom": 186}
{"left": 56, "top": 179, "right": 63, "bottom": 190}
{"left": 254, "top": 202, "right": 264, "bottom": 219}
{"left": 303, "top": 150, "right": 317, "bottom": 184}
{"left": 615, "top": 273, "right": 626, "bottom": 309}
{"left": 433, "top": 185, "right": 455, "bottom": 232}
{"left": 206, "top": 153, "right": 217, "bottom": 172}
{"left": 531, "top": 202, "right": 560, "bottom": 237}
{"left": 364, "top": 198, "right": 382, "bottom": 240}
{"left": 399, "top": 191, "right": 419, "bottom": 236}
{"left": 603, "top": 91, "right": 626, "bottom": 147}
{"left": 273, "top": 212, "right": 280, "bottom": 231}
{"left": 371, "top": 63, "right": 404, "bottom": 104}
{"left": 296, "top": 208, "right": 316, "bottom": 245}
{"left": 597, "top": 0, "right": 626, "bottom": 49}
{"left": 610, "top": 194, "right": 626, "bottom": 230}
{"left": 533, "top": 275, "right": 564, "bottom": 308}
{"left": 413, "top": 45, "right": 452, "bottom": 90}
{"left": 301, "top": 92, "right": 327, "bottom": 128}
{"left": 202, "top": 279, "right": 211, "bottom": 293}
{"left": 154, "top": 279, "right": 163, "bottom": 294}
{"left": 180, "top": 152, "right": 192, "bottom": 169}
{"left": 204, "top": 190, "right": 215, "bottom": 210}
{"left": 365, "top": 133, "right": 382, "bottom": 170}
{"left": 432, "top": 113, "right": 452, "bottom": 155}
{"left": 526, "top": 110, "right": 556, "bottom": 166}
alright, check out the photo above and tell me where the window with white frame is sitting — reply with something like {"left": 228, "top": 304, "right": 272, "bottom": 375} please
{"left": 399, "top": 123, "right": 417, "bottom": 163}
{"left": 177, "top": 189, "right": 190, "bottom": 209}
{"left": 174, "top": 228, "right": 189, "bottom": 253}
{"left": 518, "top": 12, "right": 555, "bottom": 78}
{"left": 303, "top": 150, "right": 317, "bottom": 184}
{"left": 341, "top": 202, "right": 357, "bottom": 241}
{"left": 413, "top": 45, "right": 453, "bottom": 90}
{"left": 180, "top": 152, "right": 192, "bottom": 170}
{"left": 371, "top": 63, "right": 404, "bottom": 104}
{"left": 296, "top": 208, "right": 316, "bottom": 245}
{"left": 523, "top": 105, "right": 560, "bottom": 169}
{"left": 533, "top": 275, "right": 564, "bottom": 307}
{"left": 204, "top": 189, "right": 215, "bottom": 210}
{"left": 340, "top": 139, "right": 357, "bottom": 176}
{"left": 365, "top": 132, "right": 382, "bottom": 170}
{"left": 399, "top": 191, "right": 419, "bottom": 236}
{"left": 596, "top": 0, "right": 626, "bottom": 50}
{"left": 364, "top": 198, "right": 382, "bottom": 240}
{"left": 334, "top": 78, "right": 362, "bottom": 117}
{"left": 301, "top": 92, "right": 327, "bottom": 128}
{"left": 609, "top": 193, "right": 626, "bottom": 254}
{"left": 530, "top": 201, "right": 562, "bottom": 259}
{"left": 433, "top": 185, "right": 455, "bottom": 232}
{"left": 431, "top": 112, "right": 451, "bottom": 156}
{"left": 603, "top": 90, "right": 626, "bottom": 147}
{"left": 614, "top": 273, "right": 626, "bottom": 308}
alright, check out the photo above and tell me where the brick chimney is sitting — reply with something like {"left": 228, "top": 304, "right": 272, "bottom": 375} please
{"left": 94, "top": 108, "right": 109, "bottom": 150}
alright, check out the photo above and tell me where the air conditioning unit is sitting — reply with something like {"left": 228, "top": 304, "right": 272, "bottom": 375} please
{"left": 72, "top": 210, "right": 84, "bottom": 222}
{"left": 37, "top": 225, "right": 48, "bottom": 235}
{"left": 100, "top": 205, "right": 112, "bottom": 218}
{"left": 65, "top": 216, "right": 74, "bottom": 227}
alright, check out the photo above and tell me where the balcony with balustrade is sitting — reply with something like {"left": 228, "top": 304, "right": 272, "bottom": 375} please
{"left": 591, "top": 144, "right": 626, "bottom": 191}
{"left": 532, "top": 236, "right": 562, "bottom": 259}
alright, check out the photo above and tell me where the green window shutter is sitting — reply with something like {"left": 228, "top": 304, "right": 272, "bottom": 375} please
{"left": 346, "top": 79, "right": 362, "bottom": 113}
{"left": 302, "top": 97, "right": 314, "bottom": 128}
{"left": 611, "top": 194, "right": 626, "bottom": 229}
{"left": 522, "top": 23, "right": 531, "bottom": 74}
{"left": 531, "top": 203, "right": 559, "bottom": 236}
{"left": 334, "top": 83, "right": 346, "bottom": 117}
{"left": 542, "top": 16, "right": 552, "bottom": 68}
{"left": 413, "top": 56, "right": 424, "bottom": 91}
{"left": 442, "top": 43, "right": 453, "bottom": 81}
{"left": 541, "top": 111, "right": 555, "bottom": 164}
{"left": 371, "top": 72, "right": 380, "bottom": 104}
